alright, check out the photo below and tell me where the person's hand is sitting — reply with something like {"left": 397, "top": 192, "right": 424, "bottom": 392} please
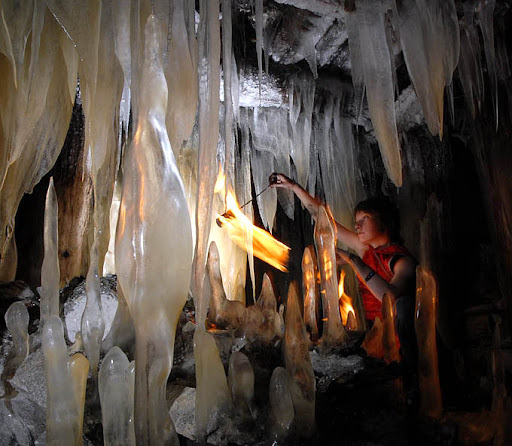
{"left": 335, "top": 248, "right": 352, "bottom": 265}
{"left": 269, "top": 173, "right": 295, "bottom": 189}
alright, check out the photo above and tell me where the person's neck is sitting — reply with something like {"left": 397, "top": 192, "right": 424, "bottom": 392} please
{"left": 369, "top": 235, "right": 392, "bottom": 249}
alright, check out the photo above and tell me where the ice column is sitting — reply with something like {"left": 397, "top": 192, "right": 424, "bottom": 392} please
{"left": 302, "top": 246, "right": 320, "bottom": 341}
{"left": 192, "top": 0, "right": 221, "bottom": 326}
{"left": 99, "top": 346, "right": 136, "bottom": 446}
{"left": 42, "top": 316, "right": 88, "bottom": 445}
{"left": 115, "top": 14, "right": 193, "bottom": 445}
{"left": 395, "top": 0, "right": 459, "bottom": 139}
{"left": 40, "top": 178, "right": 60, "bottom": 327}
{"left": 346, "top": 0, "right": 402, "bottom": 186}
{"left": 314, "top": 206, "right": 348, "bottom": 347}
{"left": 5, "top": 301, "right": 29, "bottom": 370}
{"left": 284, "top": 283, "right": 316, "bottom": 437}
{"left": 228, "top": 351, "right": 255, "bottom": 419}
{"left": 269, "top": 367, "right": 294, "bottom": 439}
{"left": 381, "top": 294, "right": 400, "bottom": 364}
{"left": 415, "top": 266, "right": 442, "bottom": 418}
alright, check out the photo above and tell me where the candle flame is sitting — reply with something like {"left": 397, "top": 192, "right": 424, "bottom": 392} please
{"left": 338, "top": 270, "right": 356, "bottom": 326}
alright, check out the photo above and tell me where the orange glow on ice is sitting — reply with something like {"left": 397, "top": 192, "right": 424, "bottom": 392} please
{"left": 338, "top": 270, "right": 356, "bottom": 326}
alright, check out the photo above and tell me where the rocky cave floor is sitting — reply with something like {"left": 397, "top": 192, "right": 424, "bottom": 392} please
{"left": 0, "top": 276, "right": 504, "bottom": 446}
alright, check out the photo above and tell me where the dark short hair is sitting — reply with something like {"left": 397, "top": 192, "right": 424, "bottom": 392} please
{"left": 354, "top": 196, "right": 402, "bottom": 243}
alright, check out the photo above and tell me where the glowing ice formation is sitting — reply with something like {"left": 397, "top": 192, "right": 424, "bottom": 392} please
{"left": 395, "top": 0, "right": 459, "bottom": 139}
{"left": 4, "top": 301, "right": 29, "bottom": 370}
{"left": 42, "top": 315, "right": 89, "bottom": 445}
{"left": 362, "top": 317, "right": 384, "bottom": 359}
{"left": 314, "top": 206, "right": 348, "bottom": 347}
{"left": 269, "top": 367, "right": 294, "bottom": 439}
{"left": 302, "top": 246, "right": 320, "bottom": 341}
{"left": 346, "top": 0, "right": 402, "bottom": 186}
{"left": 40, "top": 178, "right": 60, "bottom": 327}
{"left": 228, "top": 351, "right": 255, "bottom": 419}
{"left": 381, "top": 294, "right": 400, "bottom": 364}
{"left": 284, "top": 283, "right": 316, "bottom": 437}
{"left": 415, "top": 266, "right": 442, "bottom": 418}
{"left": 114, "top": 14, "right": 193, "bottom": 445}
{"left": 99, "top": 346, "right": 136, "bottom": 446}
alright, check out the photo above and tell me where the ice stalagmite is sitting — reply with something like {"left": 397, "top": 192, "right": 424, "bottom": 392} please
{"left": 302, "top": 246, "right": 320, "bottom": 341}
{"left": 5, "top": 301, "right": 29, "bottom": 370}
{"left": 115, "top": 14, "right": 193, "bottom": 445}
{"left": 314, "top": 206, "right": 348, "bottom": 347}
{"left": 166, "top": 0, "right": 198, "bottom": 157}
{"left": 269, "top": 367, "right": 294, "bottom": 439}
{"left": 228, "top": 351, "right": 255, "bottom": 418}
{"left": 284, "top": 283, "right": 316, "bottom": 437}
{"left": 381, "top": 294, "right": 400, "bottom": 364}
{"left": 42, "top": 316, "right": 87, "bottom": 445}
{"left": 40, "top": 178, "right": 60, "bottom": 327}
{"left": 194, "top": 328, "right": 231, "bottom": 441}
{"left": 257, "top": 273, "right": 276, "bottom": 312}
{"left": 415, "top": 266, "right": 442, "bottom": 419}
{"left": 346, "top": 0, "right": 402, "bottom": 186}
{"left": 68, "top": 353, "right": 90, "bottom": 443}
{"left": 362, "top": 317, "right": 384, "bottom": 358}
{"left": 193, "top": 0, "right": 221, "bottom": 326}
{"left": 101, "top": 287, "right": 135, "bottom": 356}
{"left": 99, "top": 346, "right": 136, "bottom": 446}
{"left": 395, "top": 0, "right": 459, "bottom": 139}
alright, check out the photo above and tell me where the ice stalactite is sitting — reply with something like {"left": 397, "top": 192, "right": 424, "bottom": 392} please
{"left": 115, "top": 14, "right": 193, "bottom": 445}
{"left": 289, "top": 74, "right": 315, "bottom": 190}
{"left": 415, "top": 266, "right": 442, "bottom": 419}
{"left": 4, "top": 301, "right": 29, "bottom": 372}
{"left": 395, "top": 0, "right": 459, "bottom": 139}
{"left": 192, "top": 0, "right": 221, "bottom": 326}
{"left": 40, "top": 178, "right": 60, "bottom": 327}
{"left": 478, "top": 0, "right": 498, "bottom": 130}
{"left": 284, "top": 283, "right": 316, "bottom": 437}
{"left": 381, "top": 294, "right": 400, "bottom": 364}
{"left": 302, "top": 246, "right": 320, "bottom": 341}
{"left": 269, "top": 367, "right": 294, "bottom": 439}
{"left": 459, "top": 5, "right": 485, "bottom": 119}
{"left": 346, "top": 0, "right": 402, "bottom": 186}
{"left": 166, "top": 0, "right": 198, "bottom": 157}
{"left": 194, "top": 327, "right": 231, "bottom": 442}
{"left": 228, "top": 351, "right": 255, "bottom": 419}
{"left": 0, "top": 9, "right": 74, "bottom": 276}
{"left": 43, "top": 316, "right": 90, "bottom": 445}
{"left": 314, "top": 206, "right": 348, "bottom": 347}
{"left": 99, "top": 346, "right": 136, "bottom": 446}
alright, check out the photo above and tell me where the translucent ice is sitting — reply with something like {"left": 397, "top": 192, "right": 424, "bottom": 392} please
{"left": 283, "top": 283, "right": 316, "bottom": 437}
{"left": 101, "top": 287, "right": 135, "bottom": 356}
{"left": 4, "top": 301, "right": 29, "bottom": 370}
{"left": 115, "top": 14, "right": 193, "bottom": 445}
{"left": 346, "top": 1, "right": 402, "bottom": 186}
{"left": 192, "top": 0, "right": 221, "bottom": 326}
{"left": 381, "top": 294, "right": 400, "bottom": 364}
{"left": 395, "top": 0, "right": 459, "bottom": 139}
{"left": 314, "top": 206, "right": 348, "bottom": 347}
{"left": 362, "top": 317, "right": 384, "bottom": 359}
{"left": 99, "top": 346, "right": 136, "bottom": 446}
{"left": 415, "top": 266, "right": 442, "bottom": 418}
{"left": 302, "top": 246, "right": 320, "bottom": 341}
{"left": 68, "top": 353, "right": 90, "bottom": 443}
{"left": 40, "top": 178, "right": 60, "bottom": 327}
{"left": 228, "top": 351, "right": 255, "bottom": 418}
{"left": 257, "top": 273, "right": 277, "bottom": 312}
{"left": 269, "top": 367, "right": 294, "bottom": 439}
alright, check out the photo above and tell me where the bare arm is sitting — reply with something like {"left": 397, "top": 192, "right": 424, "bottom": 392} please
{"left": 337, "top": 249, "right": 416, "bottom": 302}
{"left": 269, "top": 172, "right": 364, "bottom": 253}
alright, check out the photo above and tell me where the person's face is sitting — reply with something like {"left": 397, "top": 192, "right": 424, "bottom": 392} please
{"left": 354, "top": 211, "right": 384, "bottom": 244}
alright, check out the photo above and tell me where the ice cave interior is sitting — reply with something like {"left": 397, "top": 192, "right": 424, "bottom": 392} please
{"left": 1, "top": 0, "right": 512, "bottom": 445}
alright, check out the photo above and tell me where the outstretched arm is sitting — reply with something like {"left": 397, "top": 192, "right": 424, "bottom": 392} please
{"left": 337, "top": 249, "right": 416, "bottom": 302}
{"left": 269, "top": 172, "right": 364, "bottom": 253}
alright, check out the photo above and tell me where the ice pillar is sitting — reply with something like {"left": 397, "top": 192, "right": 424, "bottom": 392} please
{"left": 284, "top": 283, "right": 316, "bottom": 437}
{"left": 269, "top": 367, "right": 294, "bottom": 439}
{"left": 99, "top": 346, "right": 136, "bottom": 445}
{"left": 302, "top": 246, "right": 320, "bottom": 341}
{"left": 115, "top": 14, "right": 193, "bottom": 446}
{"left": 314, "top": 206, "right": 348, "bottom": 347}
{"left": 228, "top": 351, "right": 255, "bottom": 418}
{"left": 415, "top": 266, "right": 442, "bottom": 418}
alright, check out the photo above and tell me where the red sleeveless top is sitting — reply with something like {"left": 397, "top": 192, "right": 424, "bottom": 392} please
{"left": 359, "top": 244, "right": 412, "bottom": 321}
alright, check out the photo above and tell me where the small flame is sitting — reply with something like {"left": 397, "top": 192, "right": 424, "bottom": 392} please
{"left": 338, "top": 270, "right": 356, "bottom": 326}
{"left": 215, "top": 167, "right": 290, "bottom": 272}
